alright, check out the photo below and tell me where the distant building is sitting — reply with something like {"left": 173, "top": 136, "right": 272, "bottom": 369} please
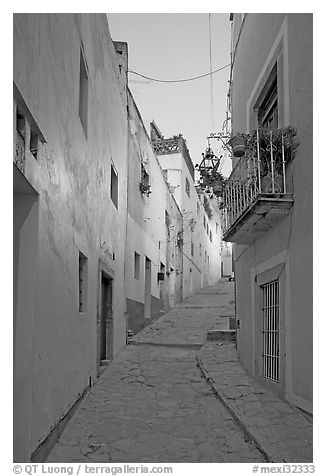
{"left": 151, "top": 122, "right": 222, "bottom": 297}
{"left": 222, "top": 13, "right": 312, "bottom": 413}
{"left": 124, "top": 87, "right": 184, "bottom": 334}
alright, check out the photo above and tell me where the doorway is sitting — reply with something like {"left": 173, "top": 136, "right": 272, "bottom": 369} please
{"left": 144, "top": 257, "right": 151, "bottom": 320}
{"left": 99, "top": 273, "right": 113, "bottom": 365}
{"left": 13, "top": 164, "right": 39, "bottom": 462}
{"left": 159, "top": 262, "right": 165, "bottom": 312}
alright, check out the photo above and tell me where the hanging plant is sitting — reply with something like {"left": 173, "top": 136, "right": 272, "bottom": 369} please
{"left": 139, "top": 182, "right": 151, "bottom": 196}
{"left": 140, "top": 163, "right": 151, "bottom": 196}
{"left": 203, "top": 200, "right": 213, "bottom": 219}
{"left": 198, "top": 167, "right": 225, "bottom": 189}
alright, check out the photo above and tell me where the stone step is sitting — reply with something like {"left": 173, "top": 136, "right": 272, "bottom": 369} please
{"left": 207, "top": 329, "right": 236, "bottom": 342}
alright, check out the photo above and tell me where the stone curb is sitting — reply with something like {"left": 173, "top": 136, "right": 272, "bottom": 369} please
{"left": 196, "top": 342, "right": 313, "bottom": 463}
{"left": 128, "top": 340, "right": 203, "bottom": 349}
{"left": 196, "top": 353, "right": 271, "bottom": 463}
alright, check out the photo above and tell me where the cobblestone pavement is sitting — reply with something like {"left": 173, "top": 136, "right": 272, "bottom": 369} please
{"left": 197, "top": 343, "right": 313, "bottom": 463}
{"left": 47, "top": 280, "right": 266, "bottom": 463}
{"left": 47, "top": 279, "right": 312, "bottom": 463}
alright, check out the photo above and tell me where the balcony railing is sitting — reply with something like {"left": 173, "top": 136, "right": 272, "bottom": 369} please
{"left": 221, "top": 129, "right": 294, "bottom": 243}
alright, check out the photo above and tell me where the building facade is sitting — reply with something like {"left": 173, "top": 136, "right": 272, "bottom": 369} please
{"left": 151, "top": 122, "right": 222, "bottom": 298}
{"left": 13, "top": 14, "right": 131, "bottom": 461}
{"left": 124, "top": 89, "right": 184, "bottom": 334}
{"left": 13, "top": 13, "right": 224, "bottom": 462}
{"left": 222, "top": 13, "right": 313, "bottom": 413}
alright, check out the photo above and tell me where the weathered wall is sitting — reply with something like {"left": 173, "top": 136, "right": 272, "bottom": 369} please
{"left": 125, "top": 91, "right": 183, "bottom": 334}
{"left": 157, "top": 151, "right": 222, "bottom": 299}
{"left": 231, "top": 13, "right": 312, "bottom": 412}
{"left": 13, "top": 13, "right": 129, "bottom": 459}
{"left": 13, "top": 168, "right": 39, "bottom": 462}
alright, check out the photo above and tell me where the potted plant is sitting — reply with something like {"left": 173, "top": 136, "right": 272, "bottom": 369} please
{"left": 140, "top": 163, "right": 151, "bottom": 196}
{"left": 229, "top": 127, "right": 298, "bottom": 193}
{"left": 257, "top": 127, "right": 298, "bottom": 192}
{"left": 228, "top": 133, "right": 246, "bottom": 157}
{"left": 139, "top": 182, "right": 151, "bottom": 196}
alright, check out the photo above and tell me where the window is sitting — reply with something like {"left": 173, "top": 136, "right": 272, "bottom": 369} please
{"left": 140, "top": 163, "right": 151, "bottom": 195}
{"left": 209, "top": 230, "right": 212, "bottom": 243}
{"left": 111, "top": 165, "right": 118, "bottom": 208}
{"left": 185, "top": 178, "right": 190, "bottom": 197}
{"left": 257, "top": 64, "right": 278, "bottom": 130}
{"left": 191, "top": 241, "right": 194, "bottom": 256}
{"left": 30, "top": 128, "right": 39, "bottom": 159}
{"left": 204, "top": 216, "right": 206, "bottom": 228}
{"left": 16, "top": 108, "right": 25, "bottom": 141}
{"left": 79, "top": 48, "right": 88, "bottom": 135}
{"left": 261, "top": 279, "right": 280, "bottom": 382}
{"left": 207, "top": 224, "right": 209, "bottom": 234}
{"left": 165, "top": 210, "right": 170, "bottom": 238}
{"left": 199, "top": 243, "right": 202, "bottom": 256}
{"left": 134, "top": 252, "right": 140, "bottom": 280}
{"left": 78, "top": 252, "right": 88, "bottom": 312}
{"left": 15, "top": 108, "right": 25, "bottom": 171}
{"left": 141, "top": 163, "right": 150, "bottom": 187}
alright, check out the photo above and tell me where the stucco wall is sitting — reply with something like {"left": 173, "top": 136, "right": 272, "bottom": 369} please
{"left": 13, "top": 13, "right": 129, "bottom": 458}
{"left": 157, "top": 152, "right": 222, "bottom": 299}
{"left": 125, "top": 91, "right": 183, "bottom": 334}
{"left": 231, "top": 13, "right": 312, "bottom": 411}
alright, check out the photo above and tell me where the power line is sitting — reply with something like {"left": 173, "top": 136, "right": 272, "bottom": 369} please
{"left": 127, "top": 63, "right": 231, "bottom": 84}
{"left": 208, "top": 13, "right": 216, "bottom": 132}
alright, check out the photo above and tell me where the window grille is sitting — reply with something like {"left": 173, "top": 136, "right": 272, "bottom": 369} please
{"left": 79, "top": 252, "right": 88, "bottom": 312}
{"left": 261, "top": 279, "right": 280, "bottom": 382}
{"left": 257, "top": 64, "right": 278, "bottom": 129}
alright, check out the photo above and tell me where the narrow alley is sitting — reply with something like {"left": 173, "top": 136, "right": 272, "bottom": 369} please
{"left": 13, "top": 13, "right": 313, "bottom": 467}
{"left": 46, "top": 281, "right": 265, "bottom": 463}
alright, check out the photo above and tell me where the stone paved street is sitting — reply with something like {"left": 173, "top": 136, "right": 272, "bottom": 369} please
{"left": 47, "top": 280, "right": 265, "bottom": 463}
{"left": 198, "top": 343, "right": 313, "bottom": 462}
{"left": 47, "top": 279, "right": 312, "bottom": 463}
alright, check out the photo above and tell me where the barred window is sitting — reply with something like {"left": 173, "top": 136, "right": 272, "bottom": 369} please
{"left": 261, "top": 279, "right": 280, "bottom": 382}
{"left": 79, "top": 251, "right": 88, "bottom": 312}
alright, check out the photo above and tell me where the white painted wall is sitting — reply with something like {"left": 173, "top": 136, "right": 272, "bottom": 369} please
{"left": 157, "top": 147, "right": 222, "bottom": 299}
{"left": 13, "top": 13, "right": 129, "bottom": 459}
{"left": 231, "top": 13, "right": 312, "bottom": 412}
{"left": 125, "top": 92, "right": 183, "bottom": 333}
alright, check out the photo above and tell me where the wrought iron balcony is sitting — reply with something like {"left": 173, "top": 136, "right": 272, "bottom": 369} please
{"left": 221, "top": 129, "right": 295, "bottom": 244}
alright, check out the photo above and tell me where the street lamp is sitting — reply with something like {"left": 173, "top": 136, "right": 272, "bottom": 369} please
{"left": 197, "top": 146, "right": 220, "bottom": 172}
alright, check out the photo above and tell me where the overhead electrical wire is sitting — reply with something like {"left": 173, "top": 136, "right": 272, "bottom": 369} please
{"left": 208, "top": 13, "right": 216, "bottom": 132}
{"left": 127, "top": 63, "right": 231, "bottom": 84}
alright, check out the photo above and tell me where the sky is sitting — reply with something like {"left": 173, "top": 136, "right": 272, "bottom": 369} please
{"left": 107, "top": 13, "right": 232, "bottom": 178}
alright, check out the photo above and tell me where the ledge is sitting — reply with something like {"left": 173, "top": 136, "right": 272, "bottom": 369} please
{"left": 222, "top": 195, "right": 294, "bottom": 244}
